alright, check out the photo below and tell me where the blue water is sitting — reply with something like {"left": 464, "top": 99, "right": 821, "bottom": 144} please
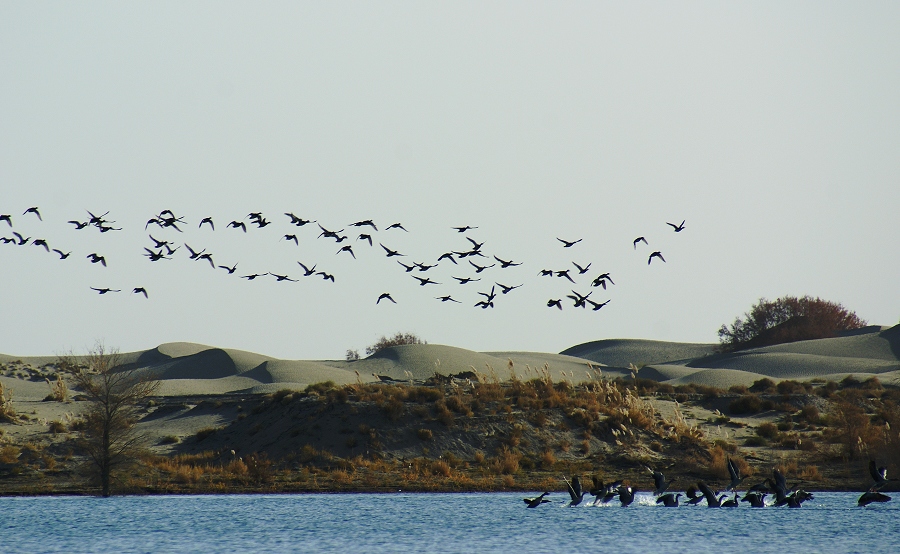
{"left": 0, "top": 492, "right": 896, "bottom": 553}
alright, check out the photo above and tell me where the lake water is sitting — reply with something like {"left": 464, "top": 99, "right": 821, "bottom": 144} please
{"left": 0, "top": 492, "right": 896, "bottom": 553}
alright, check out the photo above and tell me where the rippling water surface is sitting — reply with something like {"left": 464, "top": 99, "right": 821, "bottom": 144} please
{"left": 1, "top": 492, "right": 896, "bottom": 553}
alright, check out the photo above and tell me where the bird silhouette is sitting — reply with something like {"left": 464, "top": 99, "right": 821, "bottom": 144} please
{"left": 566, "top": 290, "right": 592, "bottom": 308}
{"left": 411, "top": 275, "right": 439, "bottom": 286}
{"left": 97, "top": 224, "right": 122, "bottom": 233}
{"left": 148, "top": 235, "right": 170, "bottom": 249}
{"left": 184, "top": 244, "right": 205, "bottom": 260}
{"left": 437, "top": 252, "right": 457, "bottom": 264}
{"left": 721, "top": 494, "right": 740, "bottom": 508}
{"left": 465, "top": 237, "right": 485, "bottom": 251}
{"left": 198, "top": 217, "right": 214, "bottom": 230}
{"left": 23, "top": 207, "right": 41, "bottom": 220}
{"left": 726, "top": 458, "right": 746, "bottom": 492}
{"left": 697, "top": 481, "right": 726, "bottom": 507}
{"left": 336, "top": 245, "right": 356, "bottom": 259}
{"left": 397, "top": 261, "right": 416, "bottom": 272}
{"left": 741, "top": 491, "right": 767, "bottom": 508}
{"left": 12, "top": 232, "right": 30, "bottom": 245}
{"left": 268, "top": 272, "right": 297, "bottom": 282}
{"left": 667, "top": 220, "right": 686, "bottom": 232}
{"left": 285, "top": 213, "right": 315, "bottom": 226}
{"left": 564, "top": 476, "right": 588, "bottom": 507}
{"left": 143, "top": 248, "right": 169, "bottom": 262}
{"left": 282, "top": 234, "right": 299, "bottom": 245}
{"left": 478, "top": 286, "right": 497, "bottom": 303}
{"left": 86, "top": 210, "right": 111, "bottom": 227}
{"left": 474, "top": 300, "right": 494, "bottom": 309}
{"left": 547, "top": 299, "right": 563, "bottom": 310}
{"left": 539, "top": 269, "right": 554, "bottom": 277}
{"left": 197, "top": 253, "right": 215, "bottom": 268}
{"left": 493, "top": 256, "right": 521, "bottom": 268}
{"left": 656, "top": 493, "right": 682, "bottom": 507}
{"left": 87, "top": 253, "right": 107, "bottom": 267}
{"left": 316, "top": 271, "right": 336, "bottom": 282}
{"left": 0, "top": 237, "right": 15, "bottom": 244}
{"left": 633, "top": 237, "right": 648, "bottom": 249}
{"left": 52, "top": 249, "right": 71, "bottom": 260}
{"left": 591, "top": 273, "right": 615, "bottom": 289}
{"left": 90, "top": 287, "right": 120, "bottom": 294}
{"left": 415, "top": 262, "right": 437, "bottom": 272}
{"left": 351, "top": 220, "right": 378, "bottom": 231}
{"left": 241, "top": 273, "right": 263, "bottom": 280}
{"left": 869, "top": 460, "right": 896, "bottom": 490}
{"left": 648, "top": 251, "right": 666, "bottom": 264}
{"left": 452, "top": 276, "right": 480, "bottom": 284}
{"left": 618, "top": 486, "right": 636, "bottom": 507}
{"left": 495, "top": 283, "right": 522, "bottom": 294}
{"left": 586, "top": 299, "right": 611, "bottom": 311}
{"left": 436, "top": 295, "right": 461, "bottom": 303}
{"left": 297, "top": 262, "right": 317, "bottom": 276}
{"left": 227, "top": 221, "right": 247, "bottom": 232}
{"left": 469, "top": 261, "right": 495, "bottom": 273}
{"left": 31, "top": 239, "right": 49, "bottom": 252}
{"left": 858, "top": 490, "right": 891, "bottom": 507}
{"left": 0, "top": 215, "right": 11, "bottom": 227}
{"left": 386, "top": 222, "right": 407, "bottom": 232}
{"left": 133, "top": 287, "right": 148, "bottom": 298}
{"left": 380, "top": 244, "right": 403, "bottom": 257}
{"left": 377, "top": 293, "right": 396, "bottom": 304}
{"left": 523, "top": 492, "right": 551, "bottom": 508}
{"left": 452, "top": 226, "right": 478, "bottom": 233}
{"left": 572, "top": 262, "right": 591, "bottom": 274}
{"left": 555, "top": 269, "right": 575, "bottom": 283}
{"left": 684, "top": 485, "right": 705, "bottom": 505}
{"left": 68, "top": 220, "right": 90, "bottom": 230}
{"left": 358, "top": 234, "right": 373, "bottom": 246}
{"left": 218, "top": 263, "right": 238, "bottom": 274}
{"left": 646, "top": 466, "right": 672, "bottom": 496}
{"left": 557, "top": 238, "right": 582, "bottom": 248}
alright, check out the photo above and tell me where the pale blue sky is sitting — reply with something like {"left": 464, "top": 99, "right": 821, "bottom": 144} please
{"left": 2, "top": 2, "right": 898, "bottom": 359}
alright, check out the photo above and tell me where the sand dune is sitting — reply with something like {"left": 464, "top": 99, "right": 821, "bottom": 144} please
{"left": 2, "top": 324, "right": 898, "bottom": 396}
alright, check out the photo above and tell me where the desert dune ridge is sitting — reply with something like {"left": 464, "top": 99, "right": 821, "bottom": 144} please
{"left": 1, "top": 324, "right": 898, "bottom": 398}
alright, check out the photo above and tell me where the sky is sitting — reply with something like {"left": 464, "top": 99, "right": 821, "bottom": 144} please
{"left": 2, "top": 2, "right": 898, "bottom": 360}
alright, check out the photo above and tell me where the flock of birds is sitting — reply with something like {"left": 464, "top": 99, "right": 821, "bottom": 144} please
{"left": 525, "top": 459, "right": 893, "bottom": 509}
{"left": 1, "top": 206, "right": 687, "bottom": 310}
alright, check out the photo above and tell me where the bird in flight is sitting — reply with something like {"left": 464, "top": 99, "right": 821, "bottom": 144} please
{"left": 547, "top": 299, "right": 563, "bottom": 310}
{"left": 185, "top": 244, "right": 205, "bottom": 260}
{"left": 648, "top": 251, "right": 666, "bottom": 264}
{"left": 68, "top": 220, "right": 90, "bottom": 230}
{"left": 566, "top": 290, "right": 592, "bottom": 308}
{"left": 351, "top": 220, "right": 378, "bottom": 231}
{"left": 377, "top": 293, "right": 396, "bottom": 304}
{"left": 218, "top": 263, "right": 238, "bottom": 274}
{"left": 143, "top": 248, "right": 169, "bottom": 262}
{"left": 87, "top": 253, "right": 107, "bottom": 267}
{"left": 297, "top": 262, "right": 317, "bottom": 276}
{"left": 572, "top": 262, "right": 591, "bottom": 274}
{"left": 316, "top": 271, "right": 336, "bottom": 282}
{"left": 90, "top": 287, "right": 120, "bottom": 294}
{"left": 199, "top": 217, "right": 215, "bottom": 230}
{"left": 437, "top": 252, "right": 457, "bottom": 264}
{"left": 241, "top": 273, "right": 263, "bottom": 281}
{"left": 478, "top": 286, "right": 497, "bottom": 303}
{"left": 539, "top": 269, "right": 554, "bottom": 277}
{"left": 52, "top": 249, "right": 71, "bottom": 260}
{"left": 133, "top": 287, "right": 148, "bottom": 298}
{"left": 591, "top": 273, "right": 615, "bottom": 289}
{"left": 397, "top": 261, "right": 416, "bottom": 272}
{"left": 31, "top": 239, "right": 50, "bottom": 252}
{"left": 23, "top": 207, "right": 42, "bottom": 220}
{"left": 474, "top": 300, "right": 494, "bottom": 309}
{"left": 386, "top": 222, "right": 407, "bottom": 232}
{"left": 268, "top": 272, "right": 297, "bottom": 282}
{"left": 0, "top": 214, "right": 11, "bottom": 227}
{"left": 336, "top": 245, "right": 356, "bottom": 259}
{"left": 285, "top": 213, "right": 315, "bottom": 226}
{"left": 469, "top": 261, "right": 495, "bottom": 273}
{"left": 465, "top": 237, "right": 485, "bottom": 251}
{"left": 282, "top": 234, "right": 299, "bottom": 245}
{"left": 667, "top": 220, "right": 686, "bottom": 232}
{"left": 586, "top": 299, "right": 610, "bottom": 311}
{"left": 415, "top": 262, "right": 437, "bottom": 272}
{"left": 493, "top": 256, "right": 521, "bottom": 268}
{"left": 557, "top": 238, "right": 582, "bottom": 248}
{"left": 452, "top": 276, "right": 480, "bottom": 284}
{"left": 12, "top": 232, "right": 30, "bottom": 245}
{"left": 380, "top": 244, "right": 403, "bottom": 257}
{"left": 227, "top": 221, "right": 247, "bottom": 232}
{"left": 197, "top": 253, "right": 215, "bottom": 268}
{"left": 495, "top": 283, "right": 522, "bottom": 294}
{"left": 436, "top": 295, "right": 461, "bottom": 303}
{"left": 452, "top": 225, "right": 478, "bottom": 233}
{"left": 633, "top": 237, "right": 648, "bottom": 249}
{"left": 358, "top": 234, "right": 373, "bottom": 246}
{"left": 412, "top": 275, "right": 439, "bottom": 286}
{"left": 555, "top": 269, "right": 575, "bottom": 283}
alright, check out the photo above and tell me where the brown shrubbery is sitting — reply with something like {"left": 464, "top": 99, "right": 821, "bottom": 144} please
{"left": 718, "top": 295, "right": 866, "bottom": 352}
{"left": 365, "top": 332, "right": 427, "bottom": 356}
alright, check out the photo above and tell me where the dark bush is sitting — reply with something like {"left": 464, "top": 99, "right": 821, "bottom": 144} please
{"left": 756, "top": 422, "right": 779, "bottom": 439}
{"left": 718, "top": 295, "right": 866, "bottom": 351}
{"left": 750, "top": 378, "right": 776, "bottom": 394}
{"left": 365, "top": 332, "right": 426, "bottom": 356}
{"left": 729, "top": 394, "right": 763, "bottom": 415}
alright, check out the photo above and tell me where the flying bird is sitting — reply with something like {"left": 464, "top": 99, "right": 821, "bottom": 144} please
{"left": 12, "top": 232, "right": 29, "bottom": 245}
{"left": 523, "top": 492, "right": 551, "bottom": 508}
{"left": 358, "top": 234, "right": 373, "bottom": 246}
{"left": 557, "top": 238, "right": 582, "bottom": 248}
{"left": 495, "top": 283, "right": 522, "bottom": 294}
{"left": 436, "top": 295, "right": 461, "bottom": 303}
{"left": 564, "top": 476, "right": 588, "bottom": 507}
{"left": 555, "top": 269, "right": 575, "bottom": 283}
{"left": 282, "top": 234, "right": 299, "bottom": 245}
{"left": 218, "top": 263, "right": 238, "bottom": 274}
{"left": 869, "top": 460, "right": 895, "bottom": 490}
{"left": 726, "top": 458, "right": 746, "bottom": 492}
{"left": 411, "top": 275, "right": 439, "bottom": 286}
{"left": 586, "top": 299, "right": 611, "bottom": 311}
{"left": 397, "top": 261, "right": 416, "bottom": 272}
{"left": 227, "top": 221, "right": 247, "bottom": 232}
{"left": 241, "top": 273, "right": 263, "bottom": 280}
{"left": 493, "top": 256, "right": 521, "bottom": 268}
{"left": 452, "top": 276, "right": 480, "bottom": 284}
{"left": 351, "top": 219, "right": 378, "bottom": 231}
{"left": 469, "top": 261, "right": 495, "bottom": 273}
{"left": 23, "top": 207, "right": 41, "bottom": 220}
{"left": 31, "top": 239, "right": 49, "bottom": 252}
{"left": 380, "top": 244, "right": 403, "bottom": 257}
{"left": 377, "top": 293, "right": 396, "bottom": 304}
{"left": 90, "top": 287, "right": 120, "bottom": 294}
{"left": 572, "top": 262, "right": 591, "bottom": 274}
{"left": 86, "top": 253, "right": 107, "bottom": 267}
{"left": 656, "top": 493, "right": 682, "bottom": 507}
{"left": 633, "top": 236, "right": 648, "bottom": 249}
{"left": 858, "top": 490, "right": 891, "bottom": 507}
{"left": 648, "top": 251, "right": 666, "bottom": 264}
{"left": 52, "top": 249, "right": 71, "bottom": 260}
{"left": 316, "top": 271, "right": 336, "bottom": 282}
{"left": 269, "top": 272, "right": 297, "bottom": 282}
{"left": 465, "top": 237, "right": 485, "bottom": 251}
{"left": 547, "top": 299, "right": 563, "bottom": 310}
{"left": 68, "top": 220, "right": 90, "bottom": 230}
{"left": 452, "top": 226, "right": 478, "bottom": 233}
{"left": 199, "top": 217, "right": 215, "bottom": 230}
{"left": 0, "top": 214, "right": 11, "bottom": 226}
{"left": 133, "top": 287, "right": 148, "bottom": 298}
{"left": 437, "top": 252, "right": 457, "bottom": 264}
{"left": 667, "top": 220, "right": 686, "bottom": 232}
{"left": 647, "top": 466, "right": 672, "bottom": 496}
{"left": 336, "top": 245, "right": 356, "bottom": 259}
{"left": 297, "top": 262, "right": 317, "bottom": 276}
{"left": 386, "top": 222, "right": 408, "bottom": 232}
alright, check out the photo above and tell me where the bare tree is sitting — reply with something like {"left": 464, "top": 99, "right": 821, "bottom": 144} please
{"left": 67, "top": 343, "right": 159, "bottom": 497}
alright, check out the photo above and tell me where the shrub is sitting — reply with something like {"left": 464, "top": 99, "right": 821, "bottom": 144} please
{"left": 48, "top": 420, "right": 67, "bottom": 434}
{"left": 159, "top": 435, "right": 179, "bottom": 445}
{"left": 417, "top": 428, "right": 433, "bottom": 441}
{"left": 346, "top": 349, "right": 360, "bottom": 361}
{"left": 195, "top": 427, "right": 218, "bottom": 442}
{"left": 365, "top": 332, "right": 426, "bottom": 356}
{"left": 729, "top": 395, "right": 763, "bottom": 415}
{"left": 750, "top": 378, "right": 776, "bottom": 394}
{"left": 718, "top": 295, "right": 866, "bottom": 351}
{"left": 756, "top": 422, "right": 779, "bottom": 439}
